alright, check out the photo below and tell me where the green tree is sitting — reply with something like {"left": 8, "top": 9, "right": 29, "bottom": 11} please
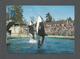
{"left": 46, "top": 12, "right": 52, "bottom": 22}
{"left": 11, "top": 5, "right": 24, "bottom": 25}
{"left": 67, "top": 17, "right": 73, "bottom": 22}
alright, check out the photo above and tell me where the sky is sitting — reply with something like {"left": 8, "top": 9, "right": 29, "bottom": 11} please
{"left": 7, "top": 5, "right": 74, "bottom": 22}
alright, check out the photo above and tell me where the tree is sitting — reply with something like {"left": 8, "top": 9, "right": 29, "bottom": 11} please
{"left": 46, "top": 12, "right": 52, "bottom": 22}
{"left": 11, "top": 5, "right": 24, "bottom": 25}
{"left": 67, "top": 17, "right": 73, "bottom": 22}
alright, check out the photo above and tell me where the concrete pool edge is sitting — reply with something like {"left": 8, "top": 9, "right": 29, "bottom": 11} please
{"left": 6, "top": 35, "right": 74, "bottom": 39}
{"left": 46, "top": 35, "right": 74, "bottom": 39}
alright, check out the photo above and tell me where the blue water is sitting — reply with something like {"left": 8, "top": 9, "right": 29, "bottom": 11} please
{"left": 7, "top": 37, "right": 75, "bottom": 54}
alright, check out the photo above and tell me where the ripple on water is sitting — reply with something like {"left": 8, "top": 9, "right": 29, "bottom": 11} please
{"left": 7, "top": 37, "right": 75, "bottom": 54}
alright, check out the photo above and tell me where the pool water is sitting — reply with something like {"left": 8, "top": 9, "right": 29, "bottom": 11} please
{"left": 7, "top": 37, "right": 75, "bottom": 54}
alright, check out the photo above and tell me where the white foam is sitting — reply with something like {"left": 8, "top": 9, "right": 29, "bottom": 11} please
{"left": 29, "top": 39, "right": 37, "bottom": 44}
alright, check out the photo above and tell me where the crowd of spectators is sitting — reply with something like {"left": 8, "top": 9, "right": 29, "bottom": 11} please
{"left": 44, "top": 20, "right": 74, "bottom": 36}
